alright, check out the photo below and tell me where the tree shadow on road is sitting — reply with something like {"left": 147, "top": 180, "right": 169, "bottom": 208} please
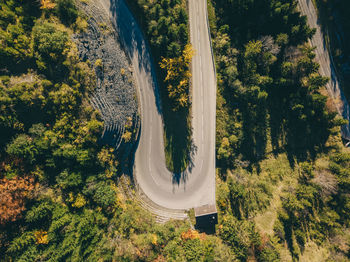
{"left": 109, "top": 0, "right": 194, "bottom": 178}
{"left": 163, "top": 103, "right": 192, "bottom": 174}
{"left": 108, "top": 0, "right": 162, "bottom": 114}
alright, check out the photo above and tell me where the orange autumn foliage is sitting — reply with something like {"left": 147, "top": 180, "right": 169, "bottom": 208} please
{"left": 181, "top": 229, "right": 206, "bottom": 241}
{"left": 0, "top": 176, "right": 34, "bottom": 225}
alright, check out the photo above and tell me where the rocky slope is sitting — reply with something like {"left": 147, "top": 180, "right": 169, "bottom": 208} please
{"left": 74, "top": 0, "right": 138, "bottom": 152}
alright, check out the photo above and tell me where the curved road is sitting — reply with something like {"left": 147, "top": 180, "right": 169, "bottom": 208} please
{"left": 100, "top": 0, "right": 216, "bottom": 210}
{"left": 298, "top": 0, "right": 350, "bottom": 140}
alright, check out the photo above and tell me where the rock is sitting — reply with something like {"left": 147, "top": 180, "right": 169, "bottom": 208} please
{"left": 73, "top": 2, "right": 138, "bottom": 151}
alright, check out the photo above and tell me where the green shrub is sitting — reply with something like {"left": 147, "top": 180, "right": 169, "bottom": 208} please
{"left": 32, "top": 22, "right": 69, "bottom": 77}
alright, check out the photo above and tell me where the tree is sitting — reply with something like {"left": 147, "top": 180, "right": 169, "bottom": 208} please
{"left": 218, "top": 215, "right": 252, "bottom": 260}
{"left": 32, "top": 22, "right": 69, "bottom": 76}
{"left": 40, "top": 0, "right": 56, "bottom": 10}
{"left": 0, "top": 176, "right": 34, "bottom": 225}
{"left": 88, "top": 181, "right": 116, "bottom": 211}
{"left": 55, "top": 0, "right": 78, "bottom": 26}
{"left": 56, "top": 169, "right": 82, "bottom": 190}
{"left": 159, "top": 44, "right": 194, "bottom": 110}
{"left": 6, "top": 134, "right": 37, "bottom": 164}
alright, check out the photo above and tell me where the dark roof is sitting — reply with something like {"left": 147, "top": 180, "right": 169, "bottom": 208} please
{"left": 194, "top": 204, "right": 217, "bottom": 217}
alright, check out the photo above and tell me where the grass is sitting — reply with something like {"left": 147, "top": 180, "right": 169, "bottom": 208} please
{"left": 252, "top": 153, "right": 298, "bottom": 221}
{"left": 279, "top": 247, "right": 293, "bottom": 262}
{"left": 299, "top": 241, "right": 330, "bottom": 262}
{"left": 254, "top": 184, "right": 282, "bottom": 236}
{"left": 253, "top": 156, "right": 299, "bottom": 235}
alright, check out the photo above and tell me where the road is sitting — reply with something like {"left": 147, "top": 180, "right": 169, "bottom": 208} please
{"left": 298, "top": 0, "right": 350, "bottom": 140}
{"left": 99, "top": 0, "right": 216, "bottom": 211}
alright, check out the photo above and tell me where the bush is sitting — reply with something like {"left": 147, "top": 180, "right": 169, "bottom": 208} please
{"left": 6, "top": 134, "right": 37, "bottom": 164}
{"left": 92, "top": 182, "right": 116, "bottom": 210}
{"left": 32, "top": 22, "right": 69, "bottom": 76}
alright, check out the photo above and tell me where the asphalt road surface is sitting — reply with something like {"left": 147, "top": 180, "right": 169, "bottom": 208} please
{"left": 298, "top": 0, "right": 350, "bottom": 140}
{"left": 100, "top": 0, "right": 216, "bottom": 210}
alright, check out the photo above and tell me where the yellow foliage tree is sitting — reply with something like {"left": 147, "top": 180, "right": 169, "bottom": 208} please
{"left": 159, "top": 44, "right": 194, "bottom": 110}
{"left": 34, "top": 230, "right": 49, "bottom": 244}
{"left": 72, "top": 193, "right": 87, "bottom": 208}
{"left": 182, "top": 44, "right": 195, "bottom": 64}
{"left": 40, "top": 0, "right": 56, "bottom": 10}
{"left": 151, "top": 234, "right": 158, "bottom": 245}
{"left": 122, "top": 130, "right": 132, "bottom": 142}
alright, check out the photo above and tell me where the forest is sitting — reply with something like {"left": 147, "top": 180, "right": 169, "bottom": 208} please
{"left": 1, "top": 0, "right": 350, "bottom": 261}
{"left": 211, "top": 0, "right": 350, "bottom": 260}
{"left": 0, "top": 0, "right": 231, "bottom": 261}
